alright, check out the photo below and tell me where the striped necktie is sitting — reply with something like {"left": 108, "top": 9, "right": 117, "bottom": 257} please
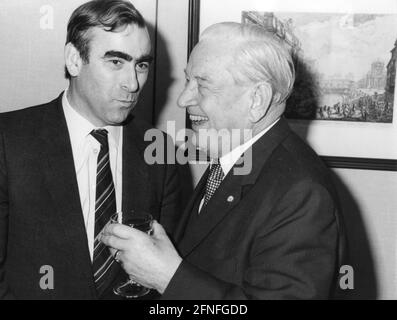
{"left": 90, "top": 129, "right": 118, "bottom": 296}
{"left": 203, "top": 163, "right": 224, "bottom": 208}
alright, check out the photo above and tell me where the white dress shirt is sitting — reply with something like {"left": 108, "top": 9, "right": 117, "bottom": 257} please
{"left": 62, "top": 89, "right": 123, "bottom": 261}
{"left": 199, "top": 118, "right": 280, "bottom": 212}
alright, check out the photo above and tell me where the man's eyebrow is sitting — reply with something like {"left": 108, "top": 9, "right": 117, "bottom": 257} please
{"left": 103, "top": 51, "right": 133, "bottom": 61}
{"left": 137, "top": 54, "right": 154, "bottom": 64}
{"left": 197, "top": 75, "right": 209, "bottom": 81}
{"left": 103, "top": 51, "right": 154, "bottom": 64}
{"left": 196, "top": 75, "right": 212, "bottom": 84}
{"left": 184, "top": 69, "right": 211, "bottom": 82}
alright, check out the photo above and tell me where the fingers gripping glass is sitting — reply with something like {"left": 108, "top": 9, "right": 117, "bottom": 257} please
{"left": 110, "top": 211, "right": 153, "bottom": 298}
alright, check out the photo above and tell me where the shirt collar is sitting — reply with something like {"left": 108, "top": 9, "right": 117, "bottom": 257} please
{"left": 217, "top": 118, "right": 280, "bottom": 177}
{"left": 62, "top": 88, "right": 121, "bottom": 147}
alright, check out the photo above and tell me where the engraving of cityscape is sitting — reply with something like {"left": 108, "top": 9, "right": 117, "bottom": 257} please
{"left": 242, "top": 12, "right": 397, "bottom": 123}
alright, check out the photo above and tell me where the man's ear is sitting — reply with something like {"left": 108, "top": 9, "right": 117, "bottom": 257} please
{"left": 248, "top": 82, "right": 273, "bottom": 123}
{"left": 64, "top": 42, "right": 82, "bottom": 77}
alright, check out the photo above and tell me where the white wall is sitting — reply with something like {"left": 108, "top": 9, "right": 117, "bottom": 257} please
{"left": 155, "top": 0, "right": 189, "bottom": 133}
{"left": 331, "top": 169, "right": 397, "bottom": 299}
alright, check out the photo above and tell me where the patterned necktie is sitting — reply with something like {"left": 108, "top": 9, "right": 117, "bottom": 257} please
{"left": 90, "top": 129, "right": 118, "bottom": 296}
{"left": 203, "top": 163, "right": 224, "bottom": 208}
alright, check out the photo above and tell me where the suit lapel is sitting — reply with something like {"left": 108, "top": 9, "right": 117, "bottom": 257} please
{"left": 178, "top": 118, "right": 292, "bottom": 256}
{"left": 38, "top": 94, "right": 96, "bottom": 297}
{"left": 121, "top": 120, "right": 150, "bottom": 220}
{"left": 174, "top": 166, "right": 209, "bottom": 243}
{"left": 178, "top": 170, "right": 244, "bottom": 256}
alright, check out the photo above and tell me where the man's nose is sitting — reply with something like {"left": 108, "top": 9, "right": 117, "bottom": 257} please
{"left": 177, "top": 84, "right": 197, "bottom": 109}
{"left": 121, "top": 68, "right": 139, "bottom": 93}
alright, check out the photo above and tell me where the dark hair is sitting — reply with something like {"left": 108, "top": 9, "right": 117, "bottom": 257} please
{"left": 65, "top": 0, "right": 146, "bottom": 79}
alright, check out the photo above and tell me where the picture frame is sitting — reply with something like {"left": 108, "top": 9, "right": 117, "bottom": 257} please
{"left": 187, "top": 0, "right": 397, "bottom": 171}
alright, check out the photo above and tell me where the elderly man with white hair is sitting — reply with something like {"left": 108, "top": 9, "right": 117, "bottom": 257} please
{"left": 102, "top": 22, "right": 346, "bottom": 300}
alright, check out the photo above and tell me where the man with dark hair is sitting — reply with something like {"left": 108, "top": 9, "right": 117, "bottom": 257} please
{"left": 64, "top": 0, "right": 146, "bottom": 79}
{"left": 0, "top": 0, "right": 180, "bottom": 299}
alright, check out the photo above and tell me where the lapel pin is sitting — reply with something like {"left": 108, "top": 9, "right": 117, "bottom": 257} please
{"left": 227, "top": 196, "right": 234, "bottom": 203}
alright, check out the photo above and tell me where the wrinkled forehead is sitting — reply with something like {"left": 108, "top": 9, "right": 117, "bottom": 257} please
{"left": 88, "top": 24, "right": 151, "bottom": 54}
{"left": 89, "top": 23, "right": 150, "bottom": 42}
{"left": 187, "top": 38, "right": 236, "bottom": 73}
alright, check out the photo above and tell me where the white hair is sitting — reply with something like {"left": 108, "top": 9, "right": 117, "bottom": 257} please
{"left": 201, "top": 22, "right": 295, "bottom": 106}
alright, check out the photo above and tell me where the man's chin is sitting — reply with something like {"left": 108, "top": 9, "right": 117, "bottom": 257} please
{"left": 107, "top": 111, "right": 133, "bottom": 126}
{"left": 191, "top": 131, "right": 226, "bottom": 160}
{"left": 191, "top": 121, "right": 208, "bottom": 131}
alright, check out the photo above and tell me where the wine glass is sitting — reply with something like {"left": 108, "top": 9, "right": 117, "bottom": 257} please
{"left": 110, "top": 210, "right": 153, "bottom": 298}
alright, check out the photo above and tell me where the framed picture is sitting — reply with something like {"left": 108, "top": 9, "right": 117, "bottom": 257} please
{"left": 188, "top": 0, "right": 397, "bottom": 171}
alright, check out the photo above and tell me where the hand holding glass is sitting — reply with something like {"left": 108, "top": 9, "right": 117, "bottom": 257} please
{"left": 110, "top": 210, "right": 153, "bottom": 298}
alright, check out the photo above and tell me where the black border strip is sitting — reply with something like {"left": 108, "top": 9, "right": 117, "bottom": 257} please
{"left": 188, "top": 0, "right": 201, "bottom": 58}
{"left": 187, "top": 0, "right": 397, "bottom": 171}
{"left": 321, "top": 156, "right": 397, "bottom": 171}
{"left": 151, "top": 0, "right": 159, "bottom": 125}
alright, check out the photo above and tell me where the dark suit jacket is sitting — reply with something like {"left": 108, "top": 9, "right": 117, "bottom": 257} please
{"left": 0, "top": 93, "right": 181, "bottom": 299}
{"left": 162, "top": 118, "right": 346, "bottom": 300}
